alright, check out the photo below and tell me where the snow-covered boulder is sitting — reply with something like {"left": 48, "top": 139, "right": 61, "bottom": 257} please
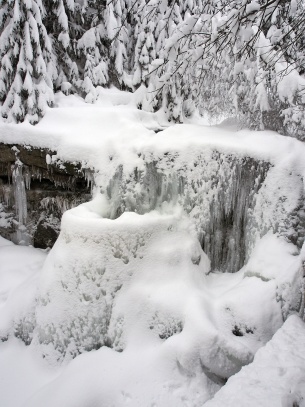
{"left": 205, "top": 315, "right": 305, "bottom": 407}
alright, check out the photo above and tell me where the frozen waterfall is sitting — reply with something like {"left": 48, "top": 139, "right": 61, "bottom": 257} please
{"left": 1, "top": 142, "right": 304, "bottom": 386}
{"left": 102, "top": 151, "right": 304, "bottom": 273}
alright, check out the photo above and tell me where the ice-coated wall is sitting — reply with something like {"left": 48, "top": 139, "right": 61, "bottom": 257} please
{"left": 102, "top": 150, "right": 305, "bottom": 273}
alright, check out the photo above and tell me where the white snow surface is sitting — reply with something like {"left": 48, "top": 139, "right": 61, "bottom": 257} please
{"left": 0, "top": 91, "right": 304, "bottom": 182}
{"left": 0, "top": 91, "right": 305, "bottom": 406}
{"left": 0, "top": 240, "right": 46, "bottom": 330}
{"left": 0, "top": 211, "right": 303, "bottom": 406}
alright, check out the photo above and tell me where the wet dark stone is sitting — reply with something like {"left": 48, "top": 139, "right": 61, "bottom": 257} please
{"left": 34, "top": 221, "right": 59, "bottom": 249}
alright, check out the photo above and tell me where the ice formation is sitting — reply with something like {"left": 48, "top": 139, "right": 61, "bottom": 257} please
{"left": 101, "top": 151, "right": 304, "bottom": 273}
{"left": 0, "top": 148, "right": 92, "bottom": 245}
{"left": 1, "top": 132, "right": 304, "bottom": 372}
{"left": 33, "top": 199, "right": 209, "bottom": 360}
{"left": 12, "top": 162, "right": 27, "bottom": 226}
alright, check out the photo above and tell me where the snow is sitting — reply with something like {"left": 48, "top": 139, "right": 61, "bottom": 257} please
{"left": 0, "top": 91, "right": 304, "bottom": 177}
{"left": 0, "top": 241, "right": 47, "bottom": 343}
{"left": 0, "top": 240, "right": 46, "bottom": 306}
{"left": 0, "top": 239, "right": 55, "bottom": 407}
{"left": 0, "top": 90, "right": 305, "bottom": 406}
{"left": 24, "top": 343, "right": 219, "bottom": 407}
{"left": 0, "top": 338, "right": 61, "bottom": 407}
{"left": 0, "top": 235, "right": 13, "bottom": 246}
{"left": 0, "top": 216, "right": 303, "bottom": 406}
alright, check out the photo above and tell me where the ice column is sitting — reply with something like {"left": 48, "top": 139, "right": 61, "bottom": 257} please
{"left": 12, "top": 162, "right": 28, "bottom": 242}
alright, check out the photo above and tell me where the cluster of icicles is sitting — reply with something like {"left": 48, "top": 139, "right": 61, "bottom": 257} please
{"left": 0, "top": 160, "right": 95, "bottom": 244}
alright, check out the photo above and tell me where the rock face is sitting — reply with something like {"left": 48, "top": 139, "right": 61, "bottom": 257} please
{"left": 0, "top": 143, "right": 92, "bottom": 248}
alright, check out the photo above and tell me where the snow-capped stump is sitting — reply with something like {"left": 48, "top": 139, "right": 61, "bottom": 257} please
{"left": 60, "top": 82, "right": 72, "bottom": 96}
{"left": 33, "top": 196, "right": 211, "bottom": 361}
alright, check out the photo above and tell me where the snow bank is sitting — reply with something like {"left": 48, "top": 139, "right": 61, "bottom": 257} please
{"left": 0, "top": 240, "right": 47, "bottom": 343}
{"left": 24, "top": 342, "right": 219, "bottom": 407}
{"left": 0, "top": 338, "right": 61, "bottom": 407}
{"left": 0, "top": 92, "right": 304, "bottom": 179}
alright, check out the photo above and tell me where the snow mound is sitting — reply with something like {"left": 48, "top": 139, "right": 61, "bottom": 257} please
{"left": 23, "top": 232, "right": 303, "bottom": 407}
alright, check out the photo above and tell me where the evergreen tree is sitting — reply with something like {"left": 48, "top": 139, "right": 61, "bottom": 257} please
{"left": 78, "top": 25, "right": 109, "bottom": 102}
{"left": 133, "top": 19, "right": 156, "bottom": 87}
{"left": 0, "top": 0, "right": 304, "bottom": 134}
{"left": 0, "top": 0, "right": 55, "bottom": 123}
{"left": 44, "top": 0, "right": 81, "bottom": 90}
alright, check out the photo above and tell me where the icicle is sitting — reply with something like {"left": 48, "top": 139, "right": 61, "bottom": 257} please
{"left": 85, "top": 169, "right": 94, "bottom": 194}
{"left": 12, "top": 162, "right": 27, "bottom": 226}
{"left": 2, "top": 185, "right": 13, "bottom": 206}
{"left": 10, "top": 161, "right": 28, "bottom": 245}
{"left": 46, "top": 154, "right": 52, "bottom": 168}
{"left": 56, "top": 196, "right": 70, "bottom": 213}
{"left": 41, "top": 195, "right": 76, "bottom": 215}
{"left": 23, "top": 165, "right": 31, "bottom": 190}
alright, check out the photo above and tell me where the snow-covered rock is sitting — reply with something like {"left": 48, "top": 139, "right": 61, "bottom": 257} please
{"left": 205, "top": 315, "right": 305, "bottom": 407}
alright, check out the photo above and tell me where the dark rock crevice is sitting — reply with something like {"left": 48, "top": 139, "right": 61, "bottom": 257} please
{"left": 0, "top": 143, "right": 92, "bottom": 247}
